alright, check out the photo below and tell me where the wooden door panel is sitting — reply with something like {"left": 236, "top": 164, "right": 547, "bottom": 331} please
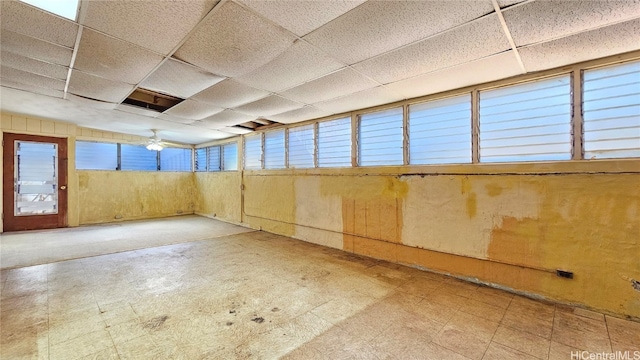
{"left": 2, "top": 133, "right": 68, "bottom": 232}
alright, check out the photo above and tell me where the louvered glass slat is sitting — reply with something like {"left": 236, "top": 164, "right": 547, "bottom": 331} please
{"left": 76, "top": 141, "right": 118, "bottom": 170}
{"left": 194, "top": 148, "right": 207, "bottom": 172}
{"left": 479, "top": 76, "right": 571, "bottom": 163}
{"left": 207, "top": 146, "right": 221, "bottom": 172}
{"left": 480, "top": 104, "right": 569, "bottom": 126}
{"left": 244, "top": 135, "right": 262, "bottom": 170}
{"left": 583, "top": 60, "right": 640, "bottom": 159}
{"left": 121, "top": 144, "right": 157, "bottom": 171}
{"left": 411, "top": 139, "right": 470, "bottom": 152}
{"left": 318, "top": 117, "right": 351, "bottom": 167}
{"left": 481, "top": 85, "right": 568, "bottom": 112}
{"left": 359, "top": 108, "right": 403, "bottom": 166}
{"left": 411, "top": 117, "right": 469, "bottom": 131}
{"left": 482, "top": 123, "right": 569, "bottom": 141}
{"left": 411, "top": 128, "right": 470, "bottom": 140}
{"left": 15, "top": 141, "right": 58, "bottom": 215}
{"left": 160, "top": 148, "right": 192, "bottom": 172}
{"left": 288, "top": 124, "right": 314, "bottom": 168}
{"left": 223, "top": 143, "right": 238, "bottom": 171}
{"left": 409, "top": 94, "right": 471, "bottom": 165}
{"left": 264, "top": 129, "right": 285, "bottom": 169}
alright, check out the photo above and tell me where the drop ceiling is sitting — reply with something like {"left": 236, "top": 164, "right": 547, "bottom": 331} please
{"left": 1, "top": 0, "right": 639, "bottom": 144}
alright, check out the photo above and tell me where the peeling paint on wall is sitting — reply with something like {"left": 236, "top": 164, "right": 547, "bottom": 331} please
{"left": 242, "top": 170, "right": 640, "bottom": 318}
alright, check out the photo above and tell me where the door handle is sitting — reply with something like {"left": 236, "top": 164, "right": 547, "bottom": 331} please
{"left": 60, "top": 185, "right": 67, "bottom": 190}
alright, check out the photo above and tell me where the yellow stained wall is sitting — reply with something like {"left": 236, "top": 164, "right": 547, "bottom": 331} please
{"left": 78, "top": 171, "right": 194, "bottom": 224}
{"left": 242, "top": 163, "right": 640, "bottom": 319}
{"left": 194, "top": 171, "right": 242, "bottom": 223}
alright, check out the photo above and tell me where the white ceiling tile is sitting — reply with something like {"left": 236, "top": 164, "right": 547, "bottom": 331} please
{"left": 218, "top": 126, "right": 253, "bottom": 135}
{"left": 304, "top": 0, "right": 494, "bottom": 64}
{"left": 68, "top": 70, "right": 135, "bottom": 103}
{"left": 116, "top": 104, "right": 162, "bottom": 118}
{"left": 66, "top": 94, "right": 119, "bottom": 110}
{"left": 237, "top": 0, "right": 366, "bottom": 36}
{"left": 191, "top": 79, "right": 269, "bottom": 108}
{"left": 0, "top": 0, "right": 78, "bottom": 47}
{"left": 519, "top": 18, "right": 640, "bottom": 73}
{"left": 1, "top": 51, "right": 69, "bottom": 80}
{"left": 157, "top": 113, "right": 198, "bottom": 125}
{"left": 269, "top": 106, "right": 330, "bottom": 124}
{"left": 233, "top": 95, "right": 304, "bottom": 117}
{"left": 353, "top": 14, "right": 510, "bottom": 84}
{"left": 188, "top": 129, "right": 235, "bottom": 141}
{"left": 0, "top": 87, "right": 226, "bottom": 144}
{"left": 312, "top": 86, "right": 404, "bottom": 114}
{"left": 74, "top": 29, "right": 164, "bottom": 85}
{"left": 1, "top": 82, "right": 64, "bottom": 99}
{"left": 0, "top": 30, "right": 73, "bottom": 66}
{"left": 280, "top": 68, "right": 379, "bottom": 104}
{"left": 383, "top": 51, "right": 524, "bottom": 100}
{"left": 173, "top": 1, "right": 296, "bottom": 77}
{"left": 1, "top": 66, "right": 66, "bottom": 91}
{"left": 82, "top": 0, "right": 217, "bottom": 55}
{"left": 199, "top": 109, "right": 256, "bottom": 129}
{"left": 163, "top": 99, "right": 224, "bottom": 120}
{"left": 140, "top": 59, "right": 225, "bottom": 99}
{"left": 504, "top": 0, "right": 640, "bottom": 46}
{"left": 496, "top": 0, "right": 526, "bottom": 8}
{"left": 236, "top": 41, "right": 346, "bottom": 92}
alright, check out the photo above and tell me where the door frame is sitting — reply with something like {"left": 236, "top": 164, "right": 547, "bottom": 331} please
{"left": 2, "top": 132, "right": 68, "bottom": 232}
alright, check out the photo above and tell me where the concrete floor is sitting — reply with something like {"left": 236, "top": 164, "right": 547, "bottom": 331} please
{"left": 0, "top": 217, "right": 638, "bottom": 359}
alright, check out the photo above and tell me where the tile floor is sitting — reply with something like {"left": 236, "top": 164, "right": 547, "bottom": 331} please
{"left": 0, "top": 215, "right": 252, "bottom": 269}
{"left": 1, "top": 220, "right": 639, "bottom": 359}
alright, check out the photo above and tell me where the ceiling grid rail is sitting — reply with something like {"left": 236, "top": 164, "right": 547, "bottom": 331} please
{"left": 491, "top": 0, "right": 526, "bottom": 73}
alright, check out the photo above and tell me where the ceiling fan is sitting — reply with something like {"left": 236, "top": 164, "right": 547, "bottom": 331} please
{"left": 145, "top": 129, "right": 173, "bottom": 151}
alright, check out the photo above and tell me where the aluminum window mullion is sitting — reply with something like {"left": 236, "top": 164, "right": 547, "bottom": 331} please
{"left": 117, "top": 143, "right": 121, "bottom": 170}
{"left": 351, "top": 113, "right": 358, "bottom": 167}
{"left": 403, "top": 104, "right": 409, "bottom": 165}
{"left": 572, "top": 69, "right": 584, "bottom": 160}
{"left": 206, "top": 148, "right": 210, "bottom": 172}
{"left": 261, "top": 132, "right": 265, "bottom": 170}
{"left": 471, "top": 90, "right": 480, "bottom": 164}
{"left": 314, "top": 122, "right": 319, "bottom": 168}
{"left": 285, "top": 128, "right": 289, "bottom": 168}
{"left": 220, "top": 145, "right": 225, "bottom": 170}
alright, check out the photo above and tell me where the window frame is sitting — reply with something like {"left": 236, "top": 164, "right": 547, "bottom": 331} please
{"left": 408, "top": 94, "right": 473, "bottom": 165}
{"left": 317, "top": 116, "right": 353, "bottom": 168}
{"left": 357, "top": 107, "right": 405, "bottom": 167}
{"left": 477, "top": 74, "right": 573, "bottom": 164}
{"left": 222, "top": 142, "right": 239, "bottom": 171}
{"left": 75, "top": 140, "right": 119, "bottom": 171}
{"left": 75, "top": 141, "right": 194, "bottom": 172}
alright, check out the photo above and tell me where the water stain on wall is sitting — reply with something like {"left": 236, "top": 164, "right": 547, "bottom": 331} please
{"left": 243, "top": 174, "right": 296, "bottom": 236}
{"left": 488, "top": 216, "right": 544, "bottom": 268}
{"left": 485, "top": 183, "right": 503, "bottom": 197}
{"left": 461, "top": 177, "right": 477, "bottom": 218}
{"left": 339, "top": 176, "right": 408, "bottom": 252}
